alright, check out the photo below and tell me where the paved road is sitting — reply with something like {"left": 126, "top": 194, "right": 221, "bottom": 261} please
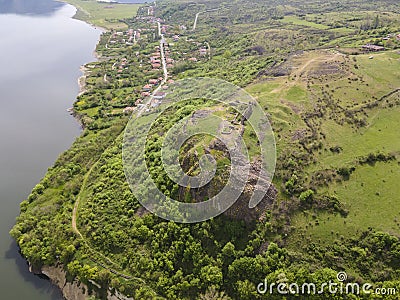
{"left": 193, "top": 12, "right": 200, "bottom": 31}
{"left": 137, "top": 21, "right": 168, "bottom": 117}
{"left": 192, "top": 9, "right": 219, "bottom": 31}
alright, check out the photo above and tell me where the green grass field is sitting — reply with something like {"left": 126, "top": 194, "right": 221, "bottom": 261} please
{"left": 280, "top": 15, "right": 330, "bottom": 30}
{"left": 289, "top": 160, "right": 400, "bottom": 246}
{"left": 63, "top": 0, "right": 140, "bottom": 29}
{"left": 315, "top": 106, "right": 400, "bottom": 169}
{"left": 246, "top": 50, "right": 400, "bottom": 249}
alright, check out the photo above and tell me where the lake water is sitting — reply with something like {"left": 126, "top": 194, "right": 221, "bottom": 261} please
{"left": 0, "top": 1, "right": 101, "bottom": 299}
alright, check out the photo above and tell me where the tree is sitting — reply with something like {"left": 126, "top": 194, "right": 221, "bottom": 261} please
{"left": 61, "top": 244, "right": 76, "bottom": 264}
{"left": 97, "top": 269, "right": 112, "bottom": 286}
{"left": 220, "top": 242, "right": 236, "bottom": 264}
{"left": 299, "top": 189, "right": 314, "bottom": 203}
{"left": 235, "top": 280, "right": 258, "bottom": 300}
{"left": 223, "top": 50, "right": 232, "bottom": 59}
{"left": 200, "top": 265, "right": 223, "bottom": 288}
{"left": 67, "top": 260, "right": 82, "bottom": 277}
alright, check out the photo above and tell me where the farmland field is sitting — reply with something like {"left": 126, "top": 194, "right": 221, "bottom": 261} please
{"left": 64, "top": 0, "right": 140, "bottom": 29}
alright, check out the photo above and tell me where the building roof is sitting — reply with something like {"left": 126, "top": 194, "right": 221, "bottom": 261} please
{"left": 362, "top": 44, "right": 385, "bottom": 51}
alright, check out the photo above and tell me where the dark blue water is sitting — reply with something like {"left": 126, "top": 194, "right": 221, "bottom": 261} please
{"left": 0, "top": 1, "right": 101, "bottom": 299}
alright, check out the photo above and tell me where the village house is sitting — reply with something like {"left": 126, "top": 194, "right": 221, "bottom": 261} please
{"left": 142, "top": 84, "right": 152, "bottom": 91}
{"left": 150, "top": 58, "right": 161, "bottom": 64}
{"left": 123, "top": 107, "right": 135, "bottom": 114}
{"left": 149, "top": 79, "right": 159, "bottom": 85}
{"left": 153, "top": 92, "right": 166, "bottom": 100}
{"left": 188, "top": 57, "right": 198, "bottom": 62}
{"left": 199, "top": 48, "right": 207, "bottom": 56}
{"left": 362, "top": 44, "right": 385, "bottom": 52}
{"left": 141, "top": 91, "right": 151, "bottom": 97}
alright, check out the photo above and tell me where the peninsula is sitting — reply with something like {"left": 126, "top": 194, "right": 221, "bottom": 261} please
{"left": 11, "top": 0, "right": 400, "bottom": 299}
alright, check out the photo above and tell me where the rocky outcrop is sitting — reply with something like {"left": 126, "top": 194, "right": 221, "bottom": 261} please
{"left": 32, "top": 263, "right": 133, "bottom": 300}
{"left": 224, "top": 160, "right": 277, "bottom": 223}
{"left": 40, "top": 264, "right": 91, "bottom": 300}
{"left": 180, "top": 135, "right": 277, "bottom": 223}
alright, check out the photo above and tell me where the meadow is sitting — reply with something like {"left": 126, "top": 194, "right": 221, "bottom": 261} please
{"left": 64, "top": 0, "right": 139, "bottom": 29}
{"left": 247, "top": 50, "right": 400, "bottom": 249}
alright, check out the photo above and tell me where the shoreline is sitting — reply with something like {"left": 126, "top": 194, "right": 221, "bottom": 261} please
{"left": 58, "top": 0, "right": 108, "bottom": 32}
{"left": 73, "top": 5, "right": 107, "bottom": 129}
{"left": 18, "top": 1, "right": 148, "bottom": 299}
{"left": 77, "top": 65, "right": 89, "bottom": 97}
{"left": 23, "top": 2, "right": 109, "bottom": 299}
{"left": 77, "top": 39, "right": 105, "bottom": 98}
{"left": 74, "top": 46, "right": 105, "bottom": 131}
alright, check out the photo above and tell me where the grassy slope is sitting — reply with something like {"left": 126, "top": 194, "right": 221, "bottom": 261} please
{"left": 281, "top": 15, "right": 330, "bottom": 30}
{"left": 291, "top": 160, "right": 400, "bottom": 244}
{"left": 247, "top": 50, "right": 400, "bottom": 248}
{"left": 63, "top": 0, "right": 139, "bottom": 29}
